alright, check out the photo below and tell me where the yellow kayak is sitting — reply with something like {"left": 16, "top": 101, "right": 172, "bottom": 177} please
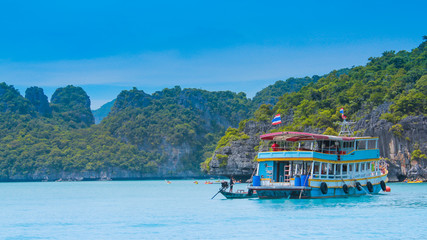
{"left": 407, "top": 180, "right": 423, "bottom": 183}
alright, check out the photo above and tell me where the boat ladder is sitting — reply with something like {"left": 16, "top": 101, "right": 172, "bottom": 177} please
{"left": 284, "top": 164, "right": 291, "bottom": 182}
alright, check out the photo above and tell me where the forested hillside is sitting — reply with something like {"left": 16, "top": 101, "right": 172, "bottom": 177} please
{"left": 0, "top": 76, "right": 314, "bottom": 180}
{"left": 206, "top": 38, "right": 427, "bottom": 180}
{"left": 0, "top": 84, "right": 157, "bottom": 180}
{"left": 2, "top": 38, "right": 425, "bottom": 181}
{"left": 102, "top": 86, "right": 253, "bottom": 174}
{"left": 273, "top": 40, "right": 426, "bottom": 131}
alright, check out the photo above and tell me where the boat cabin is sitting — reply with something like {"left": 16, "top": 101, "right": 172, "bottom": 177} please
{"left": 256, "top": 132, "right": 382, "bottom": 187}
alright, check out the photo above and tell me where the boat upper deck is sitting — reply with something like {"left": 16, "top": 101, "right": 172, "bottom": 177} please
{"left": 258, "top": 131, "right": 380, "bottom": 162}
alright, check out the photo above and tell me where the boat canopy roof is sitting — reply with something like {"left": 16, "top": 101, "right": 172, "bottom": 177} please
{"left": 260, "top": 131, "right": 375, "bottom": 142}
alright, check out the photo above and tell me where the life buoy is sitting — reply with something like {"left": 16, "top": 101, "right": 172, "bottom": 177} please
{"left": 355, "top": 182, "right": 362, "bottom": 191}
{"left": 342, "top": 184, "right": 349, "bottom": 194}
{"left": 380, "top": 180, "right": 387, "bottom": 191}
{"left": 367, "top": 181, "right": 374, "bottom": 193}
{"left": 320, "top": 182, "right": 328, "bottom": 194}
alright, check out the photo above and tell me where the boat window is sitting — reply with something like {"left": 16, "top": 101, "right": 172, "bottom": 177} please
{"left": 368, "top": 163, "right": 371, "bottom": 176}
{"left": 374, "top": 162, "right": 378, "bottom": 175}
{"left": 328, "top": 164, "right": 334, "bottom": 178}
{"left": 335, "top": 164, "right": 341, "bottom": 177}
{"left": 356, "top": 140, "right": 368, "bottom": 150}
{"left": 342, "top": 164, "right": 348, "bottom": 178}
{"left": 292, "top": 162, "right": 303, "bottom": 176}
{"left": 321, "top": 162, "right": 327, "bottom": 174}
{"left": 368, "top": 139, "right": 377, "bottom": 149}
{"left": 355, "top": 163, "right": 360, "bottom": 172}
{"left": 313, "top": 162, "right": 321, "bottom": 177}
{"left": 343, "top": 141, "right": 355, "bottom": 149}
{"left": 361, "top": 163, "right": 365, "bottom": 171}
{"left": 368, "top": 162, "right": 372, "bottom": 172}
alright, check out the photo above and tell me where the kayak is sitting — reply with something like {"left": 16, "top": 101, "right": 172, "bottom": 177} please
{"left": 407, "top": 180, "right": 423, "bottom": 183}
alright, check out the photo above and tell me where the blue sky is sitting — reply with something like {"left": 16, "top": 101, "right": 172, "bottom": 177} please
{"left": 0, "top": 0, "right": 425, "bottom": 109}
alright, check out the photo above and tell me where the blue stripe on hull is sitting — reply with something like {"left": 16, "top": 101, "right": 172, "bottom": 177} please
{"left": 256, "top": 185, "right": 382, "bottom": 199}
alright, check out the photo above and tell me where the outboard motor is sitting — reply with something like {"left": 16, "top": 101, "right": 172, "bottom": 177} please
{"left": 248, "top": 189, "right": 254, "bottom": 196}
{"left": 221, "top": 181, "right": 229, "bottom": 189}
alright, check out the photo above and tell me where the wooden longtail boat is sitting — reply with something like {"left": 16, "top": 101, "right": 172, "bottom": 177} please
{"left": 219, "top": 189, "right": 258, "bottom": 199}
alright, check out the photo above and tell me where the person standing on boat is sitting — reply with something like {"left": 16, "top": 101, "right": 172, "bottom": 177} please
{"left": 229, "top": 176, "right": 235, "bottom": 192}
{"left": 271, "top": 142, "right": 279, "bottom": 151}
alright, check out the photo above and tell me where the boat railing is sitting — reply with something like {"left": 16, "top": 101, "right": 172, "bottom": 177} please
{"left": 262, "top": 148, "right": 350, "bottom": 155}
{"left": 260, "top": 180, "right": 291, "bottom": 187}
{"left": 272, "top": 182, "right": 291, "bottom": 186}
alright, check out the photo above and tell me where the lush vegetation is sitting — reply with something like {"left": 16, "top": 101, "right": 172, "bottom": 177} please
{"left": 272, "top": 39, "right": 426, "bottom": 131}
{"left": 215, "top": 127, "right": 250, "bottom": 150}
{"left": 102, "top": 86, "right": 253, "bottom": 172}
{"left": 251, "top": 68, "right": 350, "bottom": 108}
{"left": 252, "top": 76, "right": 321, "bottom": 107}
{"left": 50, "top": 86, "right": 95, "bottom": 128}
{"left": 0, "top": 83, "right": 256, "bottom": 179}
{"left": 0, "top": 84, "right": 158, "bottom": 179}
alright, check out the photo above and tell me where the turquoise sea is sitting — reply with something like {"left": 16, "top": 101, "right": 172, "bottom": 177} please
{"left": 0, "top": 181, "right": 426, "bottom": 240}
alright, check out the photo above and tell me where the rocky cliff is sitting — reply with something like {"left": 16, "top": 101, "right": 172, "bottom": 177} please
{"left": 208, "top": 120, "right": 272, "bottom": 179}
{"left": 355, "top": 104, "right": 427, "bottom": 181}
{"left": 50, "top": 85, "right": 95, "bottom": 128}
{"left": 103, "top": 86, "right": 253, "bottom": 177}
{"left": 25, "top": 86, "right": 52, "bottom": 116}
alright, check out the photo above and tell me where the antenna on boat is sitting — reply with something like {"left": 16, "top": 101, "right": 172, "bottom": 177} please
{"left": 338, "top": 118, "right": 355, "bottom": 136}
{"left": 337, "top": 108, "right": 355, "bottom": 136}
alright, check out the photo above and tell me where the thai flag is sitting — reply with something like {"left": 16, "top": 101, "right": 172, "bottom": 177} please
{"left": 272, "top": 114, "right": 282, "bottom": 125}
{"left": 339, "top": 108, "right": 344, "bottom": 114}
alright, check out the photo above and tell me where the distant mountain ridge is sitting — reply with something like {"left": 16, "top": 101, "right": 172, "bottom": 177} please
{"left": 0, "top": 75, "right": 316, "bottom": 181}
{"left": 92, "top": 99, "right": 115, "bottom": 124}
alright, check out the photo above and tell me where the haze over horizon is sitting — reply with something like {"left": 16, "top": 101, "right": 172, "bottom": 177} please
{"left": 1, "top": 0, "right": 425, "bottom": 109}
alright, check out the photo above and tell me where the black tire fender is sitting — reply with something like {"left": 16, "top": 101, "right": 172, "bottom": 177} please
{"left": 320, "top": 182, "right": 328, "bottom": 195}
{"left": 367, "top": 181, "right": 374, "bottom": 193}
{"left": 355, "top": 182, "right": 362, "bottom": 191}
{"left": 342, "top": 184, "right": 349, "bottom": 194}
{"left": 380, "top": 180, "right": 386, "bottom": 191}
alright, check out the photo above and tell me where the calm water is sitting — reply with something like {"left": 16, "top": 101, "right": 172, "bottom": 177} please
{"left": 0, "top": 181, "right": 426, "bottom": 240}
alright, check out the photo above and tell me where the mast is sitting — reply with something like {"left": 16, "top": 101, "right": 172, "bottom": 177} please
{"left": 338, "top": 118, "right": 355, "bottom": 136}
{"left": 338, "top": 108, "right": 355, "bottom": 136}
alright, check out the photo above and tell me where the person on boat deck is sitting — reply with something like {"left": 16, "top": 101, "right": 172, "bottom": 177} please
{"left": 271, "top": 142, "right": 279, "bottom": 151}
{"left": 229, "top": 176, "right": 235, "bottom": 192}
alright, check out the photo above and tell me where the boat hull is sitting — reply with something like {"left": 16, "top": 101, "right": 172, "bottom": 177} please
{"left": 219, "top": 190, "right": 258, "bottom": 199}
{"left": 249, "top": 177, "right": 386, "bottom": 199}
